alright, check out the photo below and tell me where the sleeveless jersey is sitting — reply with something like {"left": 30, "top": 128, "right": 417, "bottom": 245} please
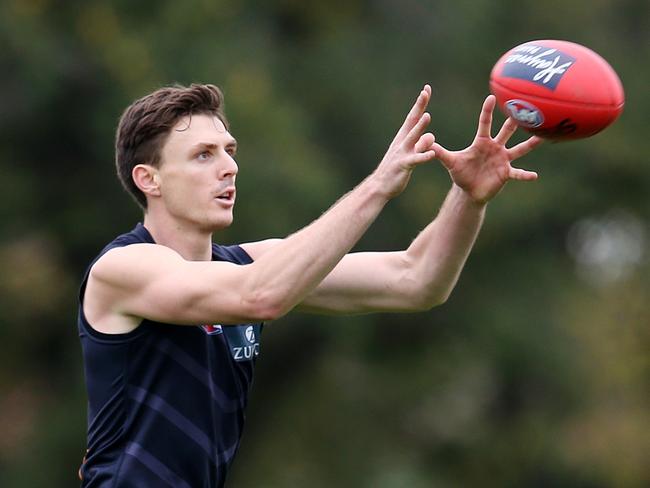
{"left": 78, "top": 223, "right": 262, "bottom": 487}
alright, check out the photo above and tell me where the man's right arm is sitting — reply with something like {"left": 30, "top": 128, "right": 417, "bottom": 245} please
{"left": 86, "top": 86, "right": 438, "bottom": 330}
{"left": 88, "top": 176, "right": 388, "bottom": 328}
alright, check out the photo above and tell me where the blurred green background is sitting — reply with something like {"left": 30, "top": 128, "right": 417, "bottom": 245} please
{"left": 0, "top": 0, "right": 648, "bottom": 486}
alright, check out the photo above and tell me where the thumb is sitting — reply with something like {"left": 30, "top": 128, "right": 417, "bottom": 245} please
{"left": 430, "top": 142, "right": 454, "bottom": 167}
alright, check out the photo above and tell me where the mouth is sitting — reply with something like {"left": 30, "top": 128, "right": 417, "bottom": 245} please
{"left": 215, "top": 187, "right": 236, "bottom": 205}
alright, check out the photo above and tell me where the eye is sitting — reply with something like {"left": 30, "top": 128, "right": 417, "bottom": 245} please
{"left": 197, "top": 151, "right": 212, "bottom": 161}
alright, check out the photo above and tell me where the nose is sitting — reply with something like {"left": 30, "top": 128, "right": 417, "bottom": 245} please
{"left": 218, "top": 153, "right": 238, "bottom": 180}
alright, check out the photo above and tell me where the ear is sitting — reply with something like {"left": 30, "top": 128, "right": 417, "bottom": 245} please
{"left": 132, "top": 164, "right": 161, "bottom": 199}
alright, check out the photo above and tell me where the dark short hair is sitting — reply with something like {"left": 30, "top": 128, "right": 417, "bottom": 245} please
{"left": 115, "top": 83, "right": 229, "bottom": 209}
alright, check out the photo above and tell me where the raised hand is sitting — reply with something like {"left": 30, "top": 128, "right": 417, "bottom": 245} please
{"left": 431, "top": 95, "right": 543, "bottom": 204}
{"left": 372, "top": 85, "right": 438, "bottom": 199}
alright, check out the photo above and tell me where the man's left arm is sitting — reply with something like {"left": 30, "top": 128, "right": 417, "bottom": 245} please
{"left": 242, "top": 95, "right": 543, "bottom": 315}
{"left": 291, "top": 184, "right": 485, "bottom": 314}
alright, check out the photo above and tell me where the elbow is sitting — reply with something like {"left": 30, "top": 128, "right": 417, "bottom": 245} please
{"left": 401, "top": 268, "right": 450, "bottom": 312}
{"left": 254, "top": 304, "right": 287, "bottom": 322}
{"left": 247, "top": 300, "right": 285, "bottom": 323}
{"left": 244, "top": 289, "right": 292, "bottom": 322}
{"left": 431, "top": 290, "right": 451, "bottom": 308}
{"left": 399, "top": 255, "right": 453, "bottom": 312}
{"left": 408, "top": 285, "right": 452, "bottom": 312}
{"left": 411, "top": 293, "right": 448, "bottom": 312}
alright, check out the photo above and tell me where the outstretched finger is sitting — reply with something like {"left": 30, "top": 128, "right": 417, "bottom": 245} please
{"left": 404, "top": 112, "right": 431, "bottom": 147}
{"left": 409, "top": 149, "right": 437, "bottom": 167}
{"left": 509, "top": 166, "right": 538, "bottom": 181}
{"left": 508, "top": 135, "right": 544, "bottom": 160}
{"left": 495, "top": 117, "right": 518, "bottom": 145}
{"left": 476, "top": 95, "right": 496, "bottom": 139}
{"left": 396, "top": 86, "right": 431, "bottom": 140}
{"left": 415, "top": 132, "right": 435, "bottom": 153}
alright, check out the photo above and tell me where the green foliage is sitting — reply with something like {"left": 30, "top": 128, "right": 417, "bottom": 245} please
{"left": 0, "top": 0, "right": 648, "bottom": 486}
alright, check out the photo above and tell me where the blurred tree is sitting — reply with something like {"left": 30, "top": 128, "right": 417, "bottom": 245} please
{"left": 0, "top": 0, "right": 647, "bottom": 486}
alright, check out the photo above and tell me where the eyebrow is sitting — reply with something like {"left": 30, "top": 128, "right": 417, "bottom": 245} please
{"left": 189, "top": 139, "right": 238, "bottom": 154}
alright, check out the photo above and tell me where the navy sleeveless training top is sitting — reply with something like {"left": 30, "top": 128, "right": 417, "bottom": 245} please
{"left": 78, "top": 223, "right": 262, "bottom": 487}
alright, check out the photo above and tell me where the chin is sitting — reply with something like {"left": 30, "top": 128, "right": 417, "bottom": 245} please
{"left": 204, "top": 214, "right": 234, "bottom": 232}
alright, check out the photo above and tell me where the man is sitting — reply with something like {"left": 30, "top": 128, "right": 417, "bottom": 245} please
{"left": 78, "top": 83, "right": 541, "bottom": 486}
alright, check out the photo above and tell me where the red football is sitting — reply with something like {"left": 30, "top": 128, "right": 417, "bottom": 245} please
{"left": 489, "top": 40, "right": 624, "bottom": 140}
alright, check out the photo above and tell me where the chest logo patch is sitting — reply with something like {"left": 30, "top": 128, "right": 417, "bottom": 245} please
{"left": 224, "top": 324, "right": 262, "bottom": 362}
{"left": 245, "top": 326, "right": 255, "bottom": 343}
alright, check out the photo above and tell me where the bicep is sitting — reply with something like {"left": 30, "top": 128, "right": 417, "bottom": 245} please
{"left": 88, "top": 244, "right": 268, "bottom": 325}
{"left": 298, "top": 251, "right": 422, "bottom": 315}
{"left": 239, "top": 238, "right": 283, "bottom": 260}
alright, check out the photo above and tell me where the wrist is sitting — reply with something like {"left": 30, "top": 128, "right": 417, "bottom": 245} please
{"left": 451, "top": 183, "right": 488, "bottom": 210}
{"left": 363, "top": 172, "right": 395, "bottom": 203}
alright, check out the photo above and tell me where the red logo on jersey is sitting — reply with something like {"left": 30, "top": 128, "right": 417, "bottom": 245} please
{"left": 200, "top": 324, "right": 223, "bottom": 335}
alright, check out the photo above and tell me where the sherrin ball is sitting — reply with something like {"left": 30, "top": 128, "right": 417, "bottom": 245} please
{"left": 489, "top": 39, "right": 624, "bottom": 140}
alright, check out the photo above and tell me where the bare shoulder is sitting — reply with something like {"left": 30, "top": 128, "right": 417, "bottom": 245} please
{"left": 239, "top": 238, "right": 284, "bottom": 261}
{"left": 89, "top": 243, "right": 182, "bottom": 287}
{"left": 85, "top": 241, "right": 266, "bottom": 328}
{"left": 83, "top": 244, "right": 184, "bottom": 333}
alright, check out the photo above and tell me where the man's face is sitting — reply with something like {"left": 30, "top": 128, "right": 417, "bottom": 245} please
{"left": 155, "top": 114, "right": 238, "bottom": 231}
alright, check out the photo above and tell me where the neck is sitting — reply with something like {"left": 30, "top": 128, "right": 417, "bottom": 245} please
{"left": 142, "top": 209, "right": 214, "bottom": 262}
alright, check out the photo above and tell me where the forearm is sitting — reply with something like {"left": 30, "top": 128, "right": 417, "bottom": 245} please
{"left": 245, "top": 175, "right": 389, "bottom": 318}
{"left": 239, "top": 85, "right": 439, "bottom": 318}
{"left": 405, "top": 184, "right": 486, "bottom": 306}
